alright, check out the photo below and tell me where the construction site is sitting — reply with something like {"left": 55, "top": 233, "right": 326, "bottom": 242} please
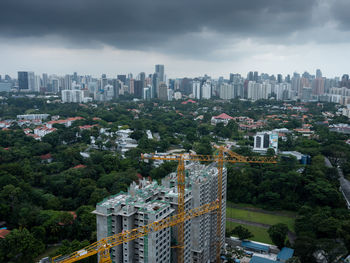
{"left": 51, "top": 147, "right": 276, "bottom": 263}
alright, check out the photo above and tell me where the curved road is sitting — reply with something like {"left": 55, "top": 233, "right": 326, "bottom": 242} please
{"left": 325, "top": 157, "right": 350, "bottom": 209}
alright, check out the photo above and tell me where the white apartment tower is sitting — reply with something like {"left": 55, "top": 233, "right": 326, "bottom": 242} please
{"left": 61, "top": 89, "right": 84, "bottom": 103}
{"left": 192, "top": 80, "right": 201, "bottom": 99}
{"left": 94, "top": 162, "right": 227, "bottom": 263}
{"left": 201, "top": 81, "right": 212, "bottom": 99}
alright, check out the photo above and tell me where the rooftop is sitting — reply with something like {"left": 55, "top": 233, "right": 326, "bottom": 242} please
{"left": 241, "top": 241, "right": 269, "bottom": 252}
{"left": 250, "top": 256, "right": 276, "bottom": 263}
{"left": 277, "top": 247, "right": 294, "bottom": 261}
{"left": 0, "top": 229, "right": 10, "bottom": 239}
{"left": 213, "top": 113, "right": 234, "bottom": 120}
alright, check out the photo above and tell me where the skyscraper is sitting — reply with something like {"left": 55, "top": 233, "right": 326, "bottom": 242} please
{"left": 18, "top": 71, "right": 35, "bottom": 91}
{"left": 42, "top": 73, "right": 48, "bottom": 88}
{"left": 253, "top": 71, "right": 259, "bottom": 82}
{"left": 277, "top": 74, "right": 283, "bottom": 83}
{"left": 134, "top": 80, "right": 143, "bottom": 98}
{"left": 316, "top": 69, "right": 322, "bottom": 79}
{"left": 117, "top": 75, "right": 126, "bottom": 84}
{"left": 64, "top": 74, "right": 72, "bottom": 90}
{"left": 152, "top": 73, "right": 159, "bottom": 98}
{"left": 158, "top": 83, "right": 168, "bottom": 100}
{"left": 155, "top": 64, "right": 165, "bottom": 82}
{"left": 201, "top": 80, "right": 212, "bottom": 99}
{"left": 101, "top": 74, "right": 108, "bottom": 90}
{"left": 247, "top": 71, "right": 254, "bottom": 81}
{"left": 192, "top": 79, "right": 201, "bottom": 99}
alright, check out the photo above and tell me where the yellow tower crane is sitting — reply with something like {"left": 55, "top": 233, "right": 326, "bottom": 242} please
{"left": 52, "top": 146, "right": 276, "bottom": 263}
{"left": 141, "top": 146, "right": 277, "bottom": 263}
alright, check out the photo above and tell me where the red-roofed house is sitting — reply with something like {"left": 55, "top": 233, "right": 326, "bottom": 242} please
{"left": 46, "top": 117, "right": 84, "bottom": 129}
{"left": 73, "top": 164, "right": 87, "bottom": 169}
{"left": 79, "top": 124, "right": 98, "bottom": 130}
{"left": 40, "top": 153, "right": 53, "bottom": 163}
{"left": 181, "top": 99, "right": 197, "bottom": 105}
{"left": 23, "top": 128, "right": 32, "bottom": 135}
{"left": 211, "top": 113, "right": 234, "bottom": 126}
{"left": 34, "top": 126, "right": 57, "bottom": 137}
{"left": 0, "top": 229, "right": 10, "bottom": 239}
{"left": 26, "top": 133, "right": 41, "bottom": 140}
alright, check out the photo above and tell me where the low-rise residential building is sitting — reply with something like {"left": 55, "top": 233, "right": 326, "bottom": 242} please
{"left": 211, "top": 113, "right": 234, "bottom": 126}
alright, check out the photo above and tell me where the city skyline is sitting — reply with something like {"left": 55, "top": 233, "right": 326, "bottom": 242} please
{"left": 1, "top": 0, "right": 350, "bottom": 78}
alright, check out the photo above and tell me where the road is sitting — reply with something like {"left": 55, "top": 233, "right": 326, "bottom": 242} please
{"left": 325, "top": 157, "right": 350, "bottom": 209}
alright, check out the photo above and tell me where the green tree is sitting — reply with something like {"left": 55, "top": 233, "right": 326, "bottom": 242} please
{"left": 316, "top": 239, "right": 348, "bottom": 263}
{"left": 268, "top": 223, "right": 289, "bottom": 248}
{"left": 231, "top": 225, "right": 254, "bottom": 240}
{"left": 0, "top": 228, "right": 45, "bottom": 263}
{"left": 286, "top": 257, "right": 302, "bottom": 263}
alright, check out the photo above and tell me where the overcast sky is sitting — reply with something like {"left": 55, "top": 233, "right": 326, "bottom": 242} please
{"left": 1, "top": 0, "right": 350, "bottom": 79}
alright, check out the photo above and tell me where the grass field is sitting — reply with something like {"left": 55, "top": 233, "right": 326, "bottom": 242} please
{"left": 226, "top": 207, "right": 295, "bottom": 231}
{"left": 34, "top": 245, "right": 60, "bottom": 262}
{"left": 226, "top": 221, "right": 273, "bottom": 244}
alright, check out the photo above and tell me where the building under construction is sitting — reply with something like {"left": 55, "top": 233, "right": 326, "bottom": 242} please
{"left": 94, "top": 162, "right": 227, "bottom": 263}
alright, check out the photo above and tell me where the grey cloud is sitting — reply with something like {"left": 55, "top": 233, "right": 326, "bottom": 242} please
{"left": 331, "top": 0, "right": 350, "bottom": 30}
{"left": 0, "top": 0, "right": 336, "bottom": 57}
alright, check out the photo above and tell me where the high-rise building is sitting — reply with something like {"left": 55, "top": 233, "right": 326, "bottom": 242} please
{"left": 139, "top": 72, "right": 145, "bottom": 83}
{"left": 18, "top": 71, "right": 35, "bottom": 91}
{"left": 277, "top": 74, "right": 283, "bottom": 83}
{"left": 143, "top": 85, "right": 151, "bottom": 100}
{"left": 247, "top": 81, "right": 271, "bottom": 100}
{"left": 52, "top": 79, "right": 59, "bottom": 93}
{"left": 201, "top": 81, "right": 211, "bottom": 99}
{"left": 313, "top": 77, "right": 325, "bottom": 96}
{"left": 285, "top": 74, "right": 291, "bottom": 83}
{"left": 158, "top": 83, "right": 168, "bottom": 101}
{"left": 219, "top": 83, "right": 235, "bottom": 100}
{"left": 152, "top": 73, "right": 159, "bottom": 98}
{"left": 316, "top": 69, "right": 322, "bottom": 79}
{"left": 247, "top": 71, "right": 254, "bottom": 81}
{"left": 253, "top": 71, "right": 259, "bottom": 82}
{"left": 134, "top": 80, "right": 143, "bottom": 98}
{"left": 129, "top": 79, "right": 135, "bottom": 94}
{"left": 42, "top": 73, "right": 48, "bottom": 88}
{"left": 94, "top": 162, "right": 227, "bottom": 263}
{"left": 155, "top": 64, "right": 165, "bottom": 82}
{"left": 192, "top": 80, "right": 201, "bottom": 99}
{"left": 229, "top": 73, "right": 241, "bottom": 83}
{"left": 61, "top": 89, "right": 84, "bottom": 103}
{"left": 101, "top": 74, "right": 108, "bottom": 90}
{"left": 34, "top": 75, "right": 41, "bottom": 92}
{"left": 112, "top": 79, "right": 120, "bottom": 99}
{"left": 253, "top": 132, "right": 278, "bottom": 153}
{"left": 64, "top": 74, "right": 72, "bottom": 90}
{"left": 117, "top": 75, "right": 127, "bottom": 84}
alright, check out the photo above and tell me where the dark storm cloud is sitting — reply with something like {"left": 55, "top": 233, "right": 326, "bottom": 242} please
{"left": 0, "top": 0, "right": 325, "bottom": 53}
{"left": 331, "top": 0, "right": 350, "bottom": 30}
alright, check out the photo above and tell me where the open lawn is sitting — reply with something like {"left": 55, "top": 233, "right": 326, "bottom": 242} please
{"left": 226, "top": 206, "right": 295, "bottom": 232}
{"left": 226, "top": 222, "right": 272, "bottom": 244}
{"left": 34, "top": 245, "right": 60, "bottom": 262}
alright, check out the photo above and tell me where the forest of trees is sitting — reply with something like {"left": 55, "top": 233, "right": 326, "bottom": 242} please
{"left": 0, "top": 97, "right": 349, "bottom": 262}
